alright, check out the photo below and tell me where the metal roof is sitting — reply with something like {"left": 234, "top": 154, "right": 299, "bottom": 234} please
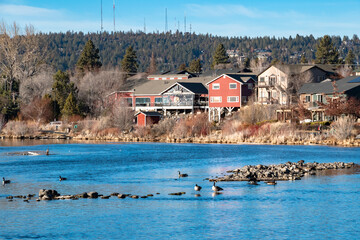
{"left": 135, "top": 111, "right": 163, "bottom": 117}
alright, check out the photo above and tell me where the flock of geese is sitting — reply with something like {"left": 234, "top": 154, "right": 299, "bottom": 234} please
{"left": 2, "top": 171, "right": 276, "bottom": 195}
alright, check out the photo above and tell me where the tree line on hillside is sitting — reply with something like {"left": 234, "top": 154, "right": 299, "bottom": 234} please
{"left": 2, "top": 28, "right": 360, "bottom": 73}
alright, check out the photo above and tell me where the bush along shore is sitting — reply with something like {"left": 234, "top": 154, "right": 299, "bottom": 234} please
{"left": 210, "top": 161, "right": 358, "bottom": 182}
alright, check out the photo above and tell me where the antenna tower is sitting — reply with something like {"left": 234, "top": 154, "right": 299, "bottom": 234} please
{"left": 144, "top": 18, "right": 146, "bottom": 33}
{"left": 184, "top": 13, "right": 186, "bottom": 32}
{"left": 165, "top": 8, "right": 168, "bottom": 32}
{"left": 113, "top": 0, "right": 116, "bottom": 32}
{"left": 101, "top": 0, "right": 103, "bottom": 32}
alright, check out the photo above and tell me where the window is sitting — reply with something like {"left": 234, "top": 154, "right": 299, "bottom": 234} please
{"left": 229, "top": 83, "right": 237, "bottom": 89}
{"left": 247, "top": 83, "right": 253, "bottom": 89}
{"left": 305, "top": 95, "right": 310, "bottom": 102}
{"left": 227, "top": 96, "right": 239, "bottom": 102}
{"left": 317, "top": 94, "right": 323, "bottom": 103}
{"left": 260, "top": 77, "right": 265, "bottom": 82}
{"left": 210, "top": 96, "right": 222, "bottom": 103}
{"left": 135, "top": 98, "right": 150, "bottom": 106}
{"left": 281, "top": 77, "right": 286, "bottom": 83}
{"left": 212, "top": 83, "right": 220, "bottom": 90}
{"left": 273, "top": 91, "right": 277, "bottom": 98}
{"left": 155, "top": 97, "right": 162, "bottom": 106}
{"left": 270, "top": 76, "right": 276, "bottom": 85}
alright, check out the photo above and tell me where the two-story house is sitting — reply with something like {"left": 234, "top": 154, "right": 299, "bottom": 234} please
{"left": 257, "top": 64, "right": 336, "bottom": 105}
{"left": 299, "top": 76, "right": 360, "bottom": 121}
{"left": 206, "top": 73, "right": 257, "bottom": 121}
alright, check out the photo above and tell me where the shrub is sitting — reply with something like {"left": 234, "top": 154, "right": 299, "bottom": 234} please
{"left": 330, "top": 116, "right": 355, "bottom": 140}
{"left": 2, "top": 121, "right": 35, "bottom": 136}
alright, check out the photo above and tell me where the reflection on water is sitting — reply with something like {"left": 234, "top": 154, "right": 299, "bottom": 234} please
{"left": 0, "top": 142, "right": 359, "bottom": 239}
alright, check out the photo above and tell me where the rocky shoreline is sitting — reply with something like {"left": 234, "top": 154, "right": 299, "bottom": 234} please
{"left": 1, "top": 134, "right": 360, "bottom": 147}
{"left": 210, "top": 161, "right": 358, "bottom": 182}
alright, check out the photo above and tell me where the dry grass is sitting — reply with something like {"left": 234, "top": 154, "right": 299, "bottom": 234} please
{"left": 2, "top": 121, "right": 37, "bottom": 136}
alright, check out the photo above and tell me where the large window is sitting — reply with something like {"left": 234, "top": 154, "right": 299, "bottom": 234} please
{"left": 135, "top": 98, "right": 150, "bottom": 106}
{"left": 212, "top": 83, "right": 220, "bottom": 90}
{"left": 126, "top": 98, "right": 133, "bottom": 107}
{"left": 260, "top": 77, "right": 265, "bottom": 82}
{"left": 210, "top": 96, "right": 222, "bottom": 103}
{"left": 227, "top": 96, "right": 239, "bottom": 102}
{"left": 305, "top": 95, "right": 310, "bottom": 102}
{"left": 229, "top": 83, "right": 237, "bottom": 89}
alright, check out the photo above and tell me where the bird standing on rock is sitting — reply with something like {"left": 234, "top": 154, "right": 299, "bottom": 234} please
{"left": 194, "top": 184, "right": 202, "bottom": 191}
{"left": 178, "top": 171, "right": 188, "bottom": 178}
{"left": 212, "top": 181, "right": 223, "bottom": 192}
{"left": 2, "top": 177, "right": 11, "bottom": 185}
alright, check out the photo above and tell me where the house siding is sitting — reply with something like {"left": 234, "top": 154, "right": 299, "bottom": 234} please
{"left": 208, "top": 75, "right": 242, "bottom": 108}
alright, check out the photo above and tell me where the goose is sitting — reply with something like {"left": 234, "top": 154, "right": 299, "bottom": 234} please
{"left": 2, "top": 177, "right": 11, "bottom": 185}
{"left": 178, "top": 171, "right": 188, "bottom": 178}
{"left": 212, "top": 181, "right": 223, "bottom": 192}
{"left": 194, "top": 184, "right": 202, "bottom": 191}
{"left": 59, "top": 176, "right": 67, "bottom": 181}
{"left": 248, "top": 180, "right": 259, "bottom": 185}
{"left": 266, "top": 180, "right": 277, "bottom": 185}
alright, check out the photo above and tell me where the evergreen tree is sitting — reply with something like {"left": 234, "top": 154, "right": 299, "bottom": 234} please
{"left": 345, "top": 50, "right": 355, "bottom": 65}
{"left": 243, "top": 57, "right": 250, "bottom": 69}
{"left": 315, "top": 35, "right": 339, "bottom": 64}
{"left": 212, "top": 43, "right": 229, "bottom": 68}
{"left": 188, "top": 59, "right": 202, "bottom": 76}
{"left": 121, "top": 46, "right": 138, "bottom": 75}
{"left": 300, "top": 54, "right": 307, "bottom": 64}
{"left": 61, "top": 92, "right": 79, "bottom": 117}
{"left": 76, "top": 40, "right": 102, "bottom": 73}
{"left": 51, "top": 70, "right": 77, "bottom": 117}
{"left": 178, "top": 63, "right": 187, "bottom": 71}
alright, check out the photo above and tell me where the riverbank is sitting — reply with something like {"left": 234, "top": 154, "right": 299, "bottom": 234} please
{"left": 1, "top": 133, "right": 360, "bottom": 147}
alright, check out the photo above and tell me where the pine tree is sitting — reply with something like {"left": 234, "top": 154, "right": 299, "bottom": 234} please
{"left": 188, "top": 59, "right": 202, "bottom": 76}
{"left": 121, "top": 46, "right": 138, "bottom": 75}
{"left": 76, "top": 40, "right": 102, "bottom": 74}
{"left": 345, "top": 50, "right": 355, "bottom": 65}
{"left": 52, "top": 70, "right": 78, "bottom": 117}
{"left": 178, "top": 63, "right": 187, "bottom": 71}
{"left": 315, "top": 35, "right": 339, "bottom": 64}
{"left": 300, "top": 54, "right": 307, "bottom": 64}
{"left": 61, "top": 92, "right": 79, "bottom": 117}
{"left": 212, "top": 43, "right": 229, "bottom": 68}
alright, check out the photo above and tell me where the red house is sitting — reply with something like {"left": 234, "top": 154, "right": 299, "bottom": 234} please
{"left": 135, "top": 111, "right": 162, "bottom": 126}
{"left": 206, "top": 74, "right": 257, "bottom": 121}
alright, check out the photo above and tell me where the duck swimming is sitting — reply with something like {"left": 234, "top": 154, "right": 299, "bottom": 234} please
{"left": 178, "top": 171, "right": 188, "bottom": 178}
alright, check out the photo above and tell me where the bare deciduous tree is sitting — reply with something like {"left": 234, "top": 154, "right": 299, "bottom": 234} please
{"left": 109, "top": 101, "right": 134, "bottom": 131}
{"left": 0, "top": 21, "right": 42, "bottom": 91}
{"left": 77, "top": 69, "right": 126, "bottom": 116}
{"left": 20, "top": 97, "right": 53, "bottom": 124}
{"left": 19, "top": 66, "right": 54, "bottom": 104}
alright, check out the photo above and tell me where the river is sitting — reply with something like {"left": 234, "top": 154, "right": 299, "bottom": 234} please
{"left": 0, "top": 141, "right": 359, "bottom": 239}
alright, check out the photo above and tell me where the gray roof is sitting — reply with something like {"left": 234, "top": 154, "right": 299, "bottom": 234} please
{"left": 226, "top": 73, "right": 257, "bottom": 83}
{"left": 176, "top": 82, "right": 208, "bottom": 94}
{"left": 299, "top": 76, "right": 360, "bottom": 94}
{"left": 135, "top": 111, "right": 163, "bottom": 117}
{"left": 200, "top": 68, "right": 243, "bottom": 77}
{"left": 131, "top": 77, "right": 212, "bottom": 95}
{"left": 261, "top": 64, "right": 336, "bottom": 76}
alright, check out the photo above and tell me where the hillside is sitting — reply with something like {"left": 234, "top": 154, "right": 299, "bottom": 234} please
{"left": 36, "top": 31, "right": 360, "bottom": 72}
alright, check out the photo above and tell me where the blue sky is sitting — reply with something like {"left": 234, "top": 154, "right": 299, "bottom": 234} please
{"left": 1, "top": 0, "right": 360, "bottom": 37}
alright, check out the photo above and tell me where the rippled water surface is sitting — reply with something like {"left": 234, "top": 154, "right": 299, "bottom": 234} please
{"left": 0, "top": 141, "right": 359, "bottom": 239}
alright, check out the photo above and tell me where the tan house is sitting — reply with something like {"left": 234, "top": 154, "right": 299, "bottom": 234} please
{"left": 257, "top": 64, "right": 336, "bottom": 105}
